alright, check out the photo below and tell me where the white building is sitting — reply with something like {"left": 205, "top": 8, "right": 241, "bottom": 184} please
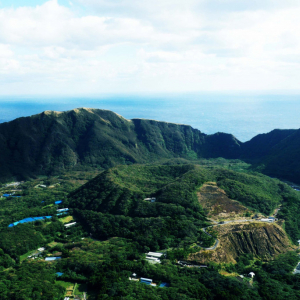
{"left": 57, "top": 208, "right": 69, "bottom": 212}
{"left": 249, "top": 272, "right": 255, "bottom": 278}
{"left": 144, "top": 197, "right": 156, "bottom": 203}
{"left": 145, "top": 252, "right": 164, "bottom": 264}
{"left": 64, "top": 222, "right": 77, "bottom": 228}
{"left": 147, "top": 252, "right": 164, "bottom": 258}
{"left": 260, "top": 218, "right": 274, "bottom": 222}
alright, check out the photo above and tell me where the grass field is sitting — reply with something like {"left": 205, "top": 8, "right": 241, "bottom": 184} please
{"left": 20, "top": 250, "right": 37, "bottom": 262}
{"left": 59, "top": 215, "right": 74, "bottom": 224}
{"left": 48, "top": 241, "right": 63, "bottom": 248}
{"left": 56, "top": 280, "right": 75, "bottom": 297}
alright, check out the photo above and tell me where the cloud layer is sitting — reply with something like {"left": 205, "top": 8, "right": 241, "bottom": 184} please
{"left": 0, "top": 0, "right": 300, "bottom": 95}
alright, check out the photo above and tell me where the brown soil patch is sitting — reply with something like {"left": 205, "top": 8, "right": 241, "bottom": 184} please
{"left": 197, "top": 182, "right": 250, "bottom": 220}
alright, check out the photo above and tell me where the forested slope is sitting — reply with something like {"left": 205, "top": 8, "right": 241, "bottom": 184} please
{"left": 67, "top": 164, "right": 300, "bottom": 247}
{"left": 67, "top": 165, "right": 212, "bottom": 250}
{"left": 0, "top": 108, "right": 242, "bottom": 183}
{"left": 0, "top": 164, "right": 300, "bottom": 299}
{"left": 1, "top": 107, "right": 300, "bottom": 185}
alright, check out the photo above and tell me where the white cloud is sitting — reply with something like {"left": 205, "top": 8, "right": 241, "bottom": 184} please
{"left": 0, "top": 0, "right": 299, "bottom": 94}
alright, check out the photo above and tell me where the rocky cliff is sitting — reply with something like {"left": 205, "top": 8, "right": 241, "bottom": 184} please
{"left": 189, "top": 222, "right": 294, "bottom": 263}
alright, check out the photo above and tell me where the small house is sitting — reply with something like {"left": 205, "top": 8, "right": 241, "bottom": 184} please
{"left": 260, "top": 218, "right": 273, "bottom": 222}
{"left": 146, "top": 252, "right": 164, "bottom": 258}
{"left": 159, "top": 282, "right": 170, "bottom": 288}
{"left": 248, "top": 272, "right": 255, "bottom": 278}
{"left": 64, "top": 222, "right": 77, "bottom": 228}
{"left": 144, "top": 197, "right": 156, "bottom": 203}
{"left": 57, "top": 208, "right": 69, "bottom": 212}
{"left": 3, "top": 194, "right": 12, "bottom": 197}
{"left": 140, "top": 277, "right": 153, "bottom": 285}
{"left": 145, "top": 256, "right": 161, "bottom": 264}
{"left": 145, "top": 252, "right": 164, "bottom": 264}
{"left": 45, "top": 257, "right": 61, "bottom": 261}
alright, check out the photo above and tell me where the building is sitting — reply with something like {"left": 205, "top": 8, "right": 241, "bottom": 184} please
{"left": 45, "top": 257, "right": 61, "bottom": 261}
{"left": 64, "top": 222, "right": 77, "bottom": 228}
{"left": 159, "top": 282, "right": 170, "bottom": 288}
{"left": 248, "top": 272, "right": 255, "bottom": 278}
{"left": 57, "top": 208, "right": 69, "bottom": 212}
{"left": 140, "top": 277, "right": 153, "bottom": 285}
{"left": 145, "top": 256, "right": 161, "bottom": 264}
{"left": 146, "top": 252, "right": 164, "bottom": 258}
{"left": 55, "top": 200, "right": 63, "bottom": 205}
{"left": 260, "top": 218, "right": 274, "bottom": 222}
{"left": 145, "top": 252, "right": 164, "bottom": 264}
{"left": 8, "top": 216, "right": 52, "bottom": 227}
{"left": 3, "top": 194, "right": 12, "bottom": 197}
{"left": 144, "top": 197, "right": 156, "bottom": 202}
{"left": 129, "top": 273, "right": 139, "bottom": 281}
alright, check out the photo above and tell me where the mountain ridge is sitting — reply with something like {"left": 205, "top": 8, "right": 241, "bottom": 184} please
{"left": 0, "top": 107, "right": 299, "bottom": 183}
{"left": 0, "top": 108, "right": 241, "bottom": 182}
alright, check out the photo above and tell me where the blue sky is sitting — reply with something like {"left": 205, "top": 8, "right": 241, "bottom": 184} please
{"left": 0, "top": 0, "right": 300, "bottom": 95}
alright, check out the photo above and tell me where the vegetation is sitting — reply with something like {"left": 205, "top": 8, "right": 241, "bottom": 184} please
{"left": 68, "top": 165, "right": 211, "bottom": 250}
{"left": 215, "top": 169, "right": 291, "bottom": 215}
{"left": 0, "top": 108, "right": 243, "bottom": 183}
{"left": 0, "top": 161, "right": 300, "bottom": 299}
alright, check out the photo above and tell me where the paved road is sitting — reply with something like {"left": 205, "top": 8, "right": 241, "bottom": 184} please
{"left": 200, "top": 227, "right": 219, "bottom": 250}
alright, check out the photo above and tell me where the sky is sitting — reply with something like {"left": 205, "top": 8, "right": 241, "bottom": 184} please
{"left": 0, "top": 0, "right": 300, "bottom": 95}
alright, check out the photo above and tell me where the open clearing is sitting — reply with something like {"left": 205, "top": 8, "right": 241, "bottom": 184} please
{"left": 59, "top": 215, "right": 74, "bottom": 224}
{"left": 197, "top": 182, "right": 251, "bottom": 221}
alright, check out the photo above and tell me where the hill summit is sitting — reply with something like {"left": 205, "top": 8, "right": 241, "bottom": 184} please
{"left": 0, "top": 108, "right": 241, "bottom": 181}
{"left": 0, "top": 107, "right": 300, "bottom": 184}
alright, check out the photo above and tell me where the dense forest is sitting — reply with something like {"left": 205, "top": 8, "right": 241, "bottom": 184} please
{"left": 0, "top": 161, "right": 300, "bottom": 299}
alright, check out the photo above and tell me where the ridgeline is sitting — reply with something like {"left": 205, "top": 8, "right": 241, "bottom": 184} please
{"left": 0, "top": 108, "right": 300, "bottom": 184}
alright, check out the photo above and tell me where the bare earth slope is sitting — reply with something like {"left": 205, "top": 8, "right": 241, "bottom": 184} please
{"left": 189, "top": 222, "right": 294, "bottom": 263}
{"left": 197, "top": 182, "right": 251, "bottom": 220}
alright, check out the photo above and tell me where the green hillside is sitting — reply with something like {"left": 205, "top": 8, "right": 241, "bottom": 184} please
{"left": 67, "top": 164, "right": 300, "bottom": 246}
{"left": 0, "top": 164, "right": 300, "bottom": 299}
{"left": 0, "top": 108, "right": 241, "bottom": 183}
{"left": 241, "top": 128, "right": 300, "bottom": 183}
{"left": 1, "top": 107, "right": 300, "bottom": 185}
{"left": 67, "top": 165, "right": 212, "bottom": 250}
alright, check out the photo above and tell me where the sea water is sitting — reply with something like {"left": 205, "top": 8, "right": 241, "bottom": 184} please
{"left": 0, "top": 93, "right": 300, "bottom": 142}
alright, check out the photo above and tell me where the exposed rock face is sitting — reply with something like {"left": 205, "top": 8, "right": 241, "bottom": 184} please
{"left": 189, "top": 222, "right": 294, "bottom": 263}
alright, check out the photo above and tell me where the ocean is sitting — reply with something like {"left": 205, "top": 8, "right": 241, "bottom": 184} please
{"left": 0, "top": 93, "right": 300, "bottom": 142}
